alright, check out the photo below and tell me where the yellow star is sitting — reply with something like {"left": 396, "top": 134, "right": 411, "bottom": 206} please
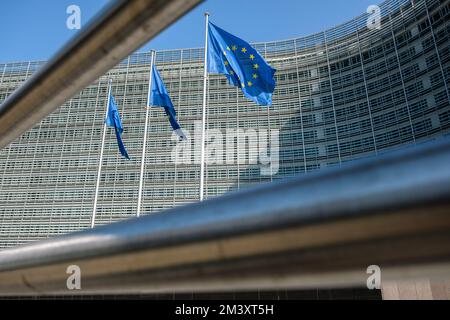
{"left": 253, "top": 63, "right": 259, "bottom": 69}
{"left": 252, "top": 73, "right": 258, "bottom": 79}
{"left": 224, "top": 61, "right": 229, "bottom": 66}
{"left": 241, "top": 47, "right": 247, "bottom": 53}
{"left": 249, "top": 54, "right": 255, "bottom": 60}
{"left": 241, "top": 82, "right": 245, "bottom": 88}
{"left": 230, "top": 70, "right": 234, "bottom": 75}
{"left": 223, "top": 51, "right": 227, "bottom": 56}
{"left": 226, "top": 46, "right": 231, "bottom": 51}
{"left": 231, "top": 45, "right": 237, "bottom": 51}
{"left": 247, "top": 81, "right": 253, "bottom": 87}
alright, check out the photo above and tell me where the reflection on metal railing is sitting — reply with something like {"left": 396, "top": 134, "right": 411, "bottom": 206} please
{"left": 0, "top": 138, "right": 449, "bottom": 296}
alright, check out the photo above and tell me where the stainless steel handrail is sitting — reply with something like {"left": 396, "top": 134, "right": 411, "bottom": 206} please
{"left": 0, "top": 138, "right": 449, "bottom": 295}
{"left": 0, "top": 0, "right": 203, "bottom": 149}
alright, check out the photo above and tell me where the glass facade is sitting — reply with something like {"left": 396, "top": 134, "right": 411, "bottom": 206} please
{"left": 0, "top": 0, "right": 449, "bottom": 248}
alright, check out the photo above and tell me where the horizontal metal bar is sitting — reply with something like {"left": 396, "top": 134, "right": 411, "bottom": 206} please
{"left": 0, "top": 138, "right": 450, "bottom": 295}
{"left": 0, "top": 0, "right": 203, "bottom": 150}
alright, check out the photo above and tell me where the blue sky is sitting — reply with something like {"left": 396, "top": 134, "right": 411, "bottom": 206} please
{"left": 0, "top": 0, "right": 379, "bottom": 63}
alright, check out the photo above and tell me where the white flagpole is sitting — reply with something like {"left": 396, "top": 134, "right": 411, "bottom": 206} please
{"left": 91, "top": 78, "right": 112, "bottom": 228}
{"left": 136, "top": 50, "right": 156, "bottom": 217}
{"left": 199, "top": 12, "right": 209, "bottom": 201}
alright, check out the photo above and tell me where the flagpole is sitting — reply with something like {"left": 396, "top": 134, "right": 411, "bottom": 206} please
{"left": 199, "top": 12, "right": 209, "bottom": 201}
{"left": 91, "top": 78, "right": 112, "bottom": 228}
{"left": 136, "top": 50, "right": 155, "bottom": 217}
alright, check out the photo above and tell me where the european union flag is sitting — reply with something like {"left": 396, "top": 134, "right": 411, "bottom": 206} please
{"left": 105, "top": 91, "right": 130, "bottom": 160}
{"left": 207, "top": 22, "right": 276, "bottom": 106}
{"left": 149, "top": 64, "right": 187, "bottom": 141}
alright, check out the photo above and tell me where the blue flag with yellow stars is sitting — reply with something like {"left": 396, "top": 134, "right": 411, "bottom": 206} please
{"left": 149, "top": 64, "right": 187, "bottom": 141}
{"left": 105, "top": 91, "right": 130, "bottom": 160}
{"left": 207, "top": 22, "right": 276, "bottom": 106}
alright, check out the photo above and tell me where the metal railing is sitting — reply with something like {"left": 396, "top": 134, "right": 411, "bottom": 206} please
{"left": 0, "top": 138, "right": 449, "bottom": 295}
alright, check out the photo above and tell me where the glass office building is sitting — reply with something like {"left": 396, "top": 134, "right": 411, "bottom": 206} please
{"left": 0, "top": 0, "right": 448, "bottom": 249}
